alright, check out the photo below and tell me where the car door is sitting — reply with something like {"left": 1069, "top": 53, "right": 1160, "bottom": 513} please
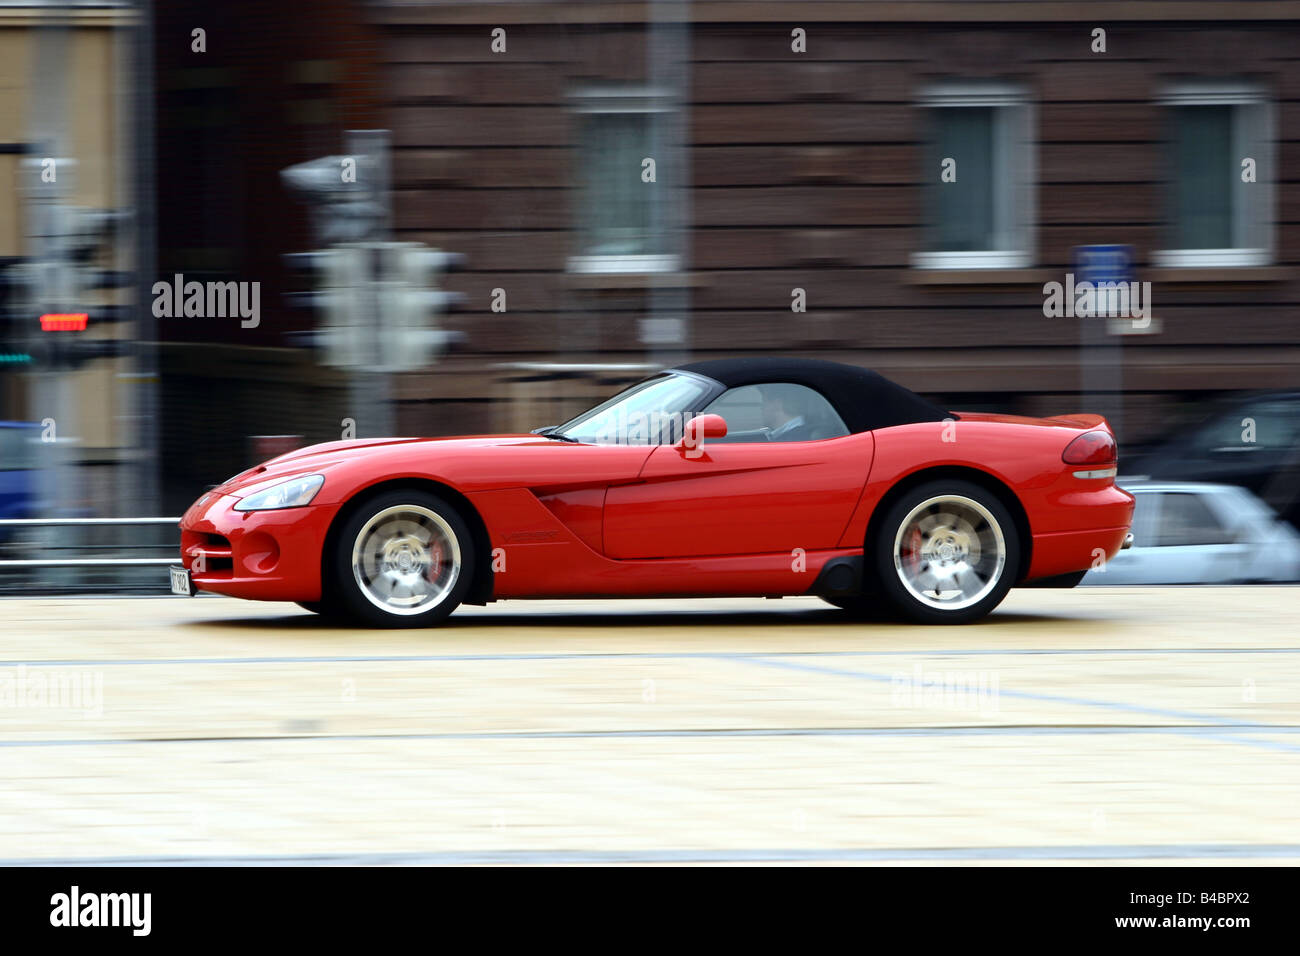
{"left": 602, "top": 383, "right": 872, "bottom": 559}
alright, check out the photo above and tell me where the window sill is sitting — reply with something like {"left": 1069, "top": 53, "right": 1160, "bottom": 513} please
{"left": 910, "top": 251, "right": 1032, "bottom": 271}
{"left": 565, "top": 254, "right": 694, "bottom": 290}
{"left": 1151, "top": 249, "right": 1269, "bottom": 268}
{"left": 1145, "top": 266, "right": 1293, "bottom": 284}
{"left": 567, "top": 254, "right": 679, "bottom": 274}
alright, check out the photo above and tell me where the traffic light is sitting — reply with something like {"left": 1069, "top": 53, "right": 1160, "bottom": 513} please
{"left": 280, "top": 153, "right": 385, "bottom": 246}
{"left": 0, "top": 258, "right": 33, "bottom": 368}
{"left": 281, "top": 134, "right": 464, "bottom": 373}
{"left": 377, "top": 244, "right": 467, "bottom": 371}
{"left": 284, "top": 242, "right": 466, "bottom": 372}
{"left": 61, "top": 206, "right": 134, "bottom": 325}
{"left": 9, "top": 202, "right": 134, "bottom": 368}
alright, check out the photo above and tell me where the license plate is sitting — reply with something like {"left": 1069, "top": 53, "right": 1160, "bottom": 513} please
{"left": 169, "top": 565, "right": 193, "bottom": 596}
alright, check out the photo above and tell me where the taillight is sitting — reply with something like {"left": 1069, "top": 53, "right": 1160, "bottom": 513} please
{"left": 1062, "top": 430, "right": 1116, "bottom": 466}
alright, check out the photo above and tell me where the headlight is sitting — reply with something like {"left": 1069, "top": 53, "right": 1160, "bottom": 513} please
{"left": 233, "top": 474, "right": 324, "bottom": 512}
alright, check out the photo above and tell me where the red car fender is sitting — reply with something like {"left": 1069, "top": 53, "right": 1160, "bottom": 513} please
{"left": 837, "top": 418, "right": 1134, "bottom": 581}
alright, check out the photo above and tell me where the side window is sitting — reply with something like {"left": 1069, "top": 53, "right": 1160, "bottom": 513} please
{"left": 702, "top": 383, "right": 848, "bottom": 443}
{"left": 1152, "top": 492, "right": 1233, "bottom": 547}
{"left": 1249, "top": 401, "right": 1300, "bottom": 449}
{"left": 1195, "top": 401, "right": 1300, "bottom": 455}
{"left": 1198, "top": 414, "right": 1254, "bottom": 454}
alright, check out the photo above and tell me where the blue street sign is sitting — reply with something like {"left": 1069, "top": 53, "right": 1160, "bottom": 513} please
{"left": 1073, "top": 244, "right": 1133, "bottom": 286}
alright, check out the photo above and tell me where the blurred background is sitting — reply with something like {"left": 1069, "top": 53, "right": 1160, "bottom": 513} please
{"left": 0, "top": 0, "right": 1298, "bottom": 590}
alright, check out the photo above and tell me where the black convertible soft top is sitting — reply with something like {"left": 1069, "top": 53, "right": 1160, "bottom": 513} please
{"left": 672, "top": 357, "right": 951, "bottom": 434}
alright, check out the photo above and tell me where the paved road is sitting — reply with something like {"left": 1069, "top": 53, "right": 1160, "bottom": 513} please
{"left": 1, "top": 588, "right": 1297, "bottom": 865}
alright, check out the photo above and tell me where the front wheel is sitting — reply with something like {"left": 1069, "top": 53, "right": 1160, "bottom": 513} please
{"left": 871, "top": 480, "right": 1019, "bottom": 625}
{"left": 331, "top": 490, "right": 475, "bottom": 628}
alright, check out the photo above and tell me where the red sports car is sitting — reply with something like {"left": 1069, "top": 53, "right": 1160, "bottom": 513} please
{"left": 171, "top": 358, "right": 1134, "bottom": 625}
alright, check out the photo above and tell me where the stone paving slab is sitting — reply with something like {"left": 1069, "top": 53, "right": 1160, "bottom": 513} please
{"left": 0, "top": 588, "right": 1296, "bottom": 865}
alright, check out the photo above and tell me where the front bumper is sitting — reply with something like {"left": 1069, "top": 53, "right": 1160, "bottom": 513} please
{"left": 178, "top": 491, "right": 334, "bottom": 601}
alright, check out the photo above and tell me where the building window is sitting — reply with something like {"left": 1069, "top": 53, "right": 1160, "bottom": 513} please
{"left": 913, "top": 83, "right": 1034, "bottom": 270}
{"left": 568, "top": 87, "right": 677, "bottom": 274}
{"left": 1155, "top": 82, "right": 1274, "bottom": 268}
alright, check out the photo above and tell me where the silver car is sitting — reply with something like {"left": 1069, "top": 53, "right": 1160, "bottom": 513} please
{"left": 1082, "top": 481, "right": 1300, "bottom": 585}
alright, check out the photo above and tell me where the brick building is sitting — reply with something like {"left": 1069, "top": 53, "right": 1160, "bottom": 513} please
{"left": 156, "top": 1, "right": 1300, "bottom": 499}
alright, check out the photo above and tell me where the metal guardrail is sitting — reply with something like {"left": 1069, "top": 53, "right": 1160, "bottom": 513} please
{"left": 0, "top": 516, "right": 180, "bottom": 568}
{"left": 0, "top": 517, "right": 180, "bottom": 526}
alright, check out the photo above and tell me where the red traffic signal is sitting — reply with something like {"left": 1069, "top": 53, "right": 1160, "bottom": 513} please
{"left": 40, "top": 312, "right": 88, "bottom": 331}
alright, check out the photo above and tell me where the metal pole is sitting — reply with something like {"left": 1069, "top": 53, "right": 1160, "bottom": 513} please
{"left": 645, "top": 0, "right": 692, "bottom": 369}
{"left": 346, "top": 130, "right": 394, "bottom": 438}
{"left": 131, "top": 0, "right": 161, "bottom": 515}
{"left": 27, "top": 2, "right": 79, "bottom": 586}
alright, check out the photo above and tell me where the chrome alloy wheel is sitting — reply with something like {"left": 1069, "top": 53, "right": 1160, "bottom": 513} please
{"left": 350, "top": 505, "right": 461, "bottom": 616}
{"left": 892, "top": 494, "right": 1007, "bottom": 611}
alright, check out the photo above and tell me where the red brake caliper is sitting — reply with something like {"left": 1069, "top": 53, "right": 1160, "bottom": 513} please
{"left": 903, "top": 525, "right": 923, "bottom": 577}
{"left": 428, "top": 542, "right": 444, "bottom": 584}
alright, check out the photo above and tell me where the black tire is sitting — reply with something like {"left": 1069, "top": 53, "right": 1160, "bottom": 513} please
{"left": 330, "top": 489, "right": 475, "bottom": 628}
{"left": 870, "top": 479, "right": 1019, "bottom": 625}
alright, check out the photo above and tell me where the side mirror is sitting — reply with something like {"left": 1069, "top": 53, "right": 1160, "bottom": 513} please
{"left": 677, "top": 414, "right": 727, "bottom": 455}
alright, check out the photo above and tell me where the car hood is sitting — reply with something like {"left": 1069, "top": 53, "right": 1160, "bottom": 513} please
{"left": 216, "top": 434, "right": 546, "bottom": 493}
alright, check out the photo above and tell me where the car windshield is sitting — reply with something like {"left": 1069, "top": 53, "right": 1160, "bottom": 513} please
{"left": 554, "top": 372, "right": 715, "bottom": 445}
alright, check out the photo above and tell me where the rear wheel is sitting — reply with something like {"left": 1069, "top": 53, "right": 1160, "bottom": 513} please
{"left": 872, "top": 479, "right": 1019, "bottom": 625}
{"left": 332, "top": 490, "right": 475, "bottom": 628}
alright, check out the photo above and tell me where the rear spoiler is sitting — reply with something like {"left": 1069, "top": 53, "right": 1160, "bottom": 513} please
{"left": 1044, "top": 413, "right": 1110, "bottom": 432}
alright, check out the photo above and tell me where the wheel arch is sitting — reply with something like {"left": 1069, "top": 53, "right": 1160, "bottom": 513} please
{"left": 863, "top": 465, "right": 1033, "bottom": 585}
{"left": 321, "top": 476, "right": 495, "bottom": 605}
